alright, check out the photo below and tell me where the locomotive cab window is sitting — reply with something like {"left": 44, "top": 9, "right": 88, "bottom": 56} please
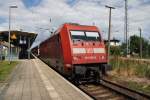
{"left": 85, "top": 32, "right": 101, "bottom": 41}
{"left": 70, "top": 31, "right": 101, "bottom": 41}
{"left": 70, "top": 31, "right": 86, "bottom": 41}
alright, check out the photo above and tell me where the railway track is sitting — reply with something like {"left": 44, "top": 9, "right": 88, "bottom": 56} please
{"left": 79, "top": 78, "right": 150, "bottom": 100}
{"left": 34, "top": 55, "right": 150, "bottom": 100}
{"left": 79, "top": 84, "right": 126, "bottom": 100}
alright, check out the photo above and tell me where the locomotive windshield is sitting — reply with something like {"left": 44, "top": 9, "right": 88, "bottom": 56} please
{"left": 70, "top": 31, "right": 86, "bottom": 41}
{"left": 70, "top": 31, "right": 101, "bottom": 41}
{"left": 85, "top": 32, "right": 100, "bottom": 41}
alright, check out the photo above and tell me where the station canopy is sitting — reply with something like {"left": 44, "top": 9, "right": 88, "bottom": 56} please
{"left": 0, "top": 30, "right": 37, "bottom": 47}
{"left": 0, "top": 30, "right": 37, "bottom": 59}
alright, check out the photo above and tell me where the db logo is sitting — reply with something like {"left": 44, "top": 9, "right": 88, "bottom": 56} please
{"left": 86, "top": 48, "right": 93, "bottom": 53}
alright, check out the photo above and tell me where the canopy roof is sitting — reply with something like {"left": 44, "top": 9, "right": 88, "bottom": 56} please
{"left": 0, "top": 30, "right": 37, "bottom": 47}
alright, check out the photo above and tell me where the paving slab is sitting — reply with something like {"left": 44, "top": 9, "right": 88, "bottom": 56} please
{"left": 0, "top": 58, "right": 92, "bottom": 100}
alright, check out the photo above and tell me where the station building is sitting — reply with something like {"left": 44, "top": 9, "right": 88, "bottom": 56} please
{"left": 0, "top": 30, "right": 37, "bottom": 60}
{"left": 104, "top": 38, "right": 121, "bottom": 46}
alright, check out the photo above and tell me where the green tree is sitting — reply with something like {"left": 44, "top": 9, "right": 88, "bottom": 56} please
{"left": 129, "top": 35, "right": 149, "bottom": 58}
{"left": 110, "top": 46, "right": 121, "bottom": 56}
{"left": 120, "top": 42, "right": 127, "bottom": 56}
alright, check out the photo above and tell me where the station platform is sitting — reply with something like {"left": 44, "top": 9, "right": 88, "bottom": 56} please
{"left": 0, "top": 58, "right": 92, "bottom": 100}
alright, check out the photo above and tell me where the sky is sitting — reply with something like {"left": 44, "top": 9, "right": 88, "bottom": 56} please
{"left": 0, "top": 0, "right": 150, "bottom": 48}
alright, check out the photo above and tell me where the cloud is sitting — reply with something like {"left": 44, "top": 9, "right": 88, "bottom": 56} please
{"left": 0, "top": 0, "right": 149, "bottom": 48}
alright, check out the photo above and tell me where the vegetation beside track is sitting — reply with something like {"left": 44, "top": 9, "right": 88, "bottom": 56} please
{"left": 106, "top": 75, "right": 150, "bottom": 95}
{"left": 110, "top": 56, "right": 150, "bottom": 78}
{"left": 109, "top": 57, "right": 150, "bottom": 94}
{"left": 127, "top": 81, "right": 150, "bottom": 94}
{"left": 0, "top": 61, "right": 18, "bottom": 82}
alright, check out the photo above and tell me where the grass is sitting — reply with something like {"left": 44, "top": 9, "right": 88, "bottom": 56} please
{"left": 110, "top": 56, "right": 150, "bottom": 94}
{"left": 110, "top": 56, "right": 150, "bottom": 78}
{"left": 0, "top": 61, "right": 18, "bottom": 82}
{"left": 127, "top": 81, "right": 150, "bottom": 94}
{"left": 109, "top": 75, "right": 150, "bottom": 94}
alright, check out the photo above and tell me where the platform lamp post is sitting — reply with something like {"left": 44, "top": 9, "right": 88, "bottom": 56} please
{"left": 105, "top": 5, "right": 115, "bottom": 64}
{"left": 8, "top": 5, "right": 18, "bottom": 64}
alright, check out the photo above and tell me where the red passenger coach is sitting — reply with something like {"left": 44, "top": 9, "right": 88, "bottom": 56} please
{"left": 38, "top": 23, "right": 109, "bottom": 82}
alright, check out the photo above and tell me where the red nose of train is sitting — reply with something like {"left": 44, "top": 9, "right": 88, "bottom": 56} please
{"left": 72, "top": 42, "right": 107, "bottom": 64}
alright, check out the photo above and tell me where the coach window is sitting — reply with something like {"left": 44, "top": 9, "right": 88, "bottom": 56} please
{"left": 70, "top": 31, "right": 86, "bottom": 41}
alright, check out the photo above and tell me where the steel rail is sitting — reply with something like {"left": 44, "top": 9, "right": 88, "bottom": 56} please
{"left": 100, "top": 78, "right": 150, "bottom": 100}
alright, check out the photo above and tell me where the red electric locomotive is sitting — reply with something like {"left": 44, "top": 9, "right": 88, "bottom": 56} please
{"left": 38, "top": 23, "right": 109, "bottom": 82}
